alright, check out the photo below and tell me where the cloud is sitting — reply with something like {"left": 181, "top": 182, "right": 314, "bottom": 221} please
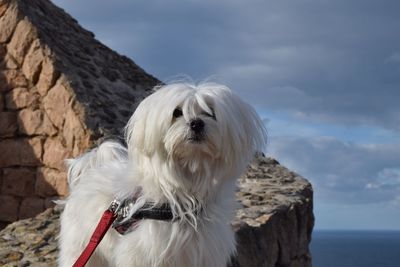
{"left": 51, "top": 0, "right": 400, "bottom": 131}
{"left": 366, "top": 168, "right": 400, "bottom": 189}
{"left": 386, "top": 52, "right": 400, "bottom": 63}
{"left": 268, "top": 135, "right": 400, "bottom": 205}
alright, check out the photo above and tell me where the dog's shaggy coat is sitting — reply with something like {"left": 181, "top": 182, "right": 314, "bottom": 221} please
{"left": 59, "top": 83, "right": 266, "bottom": 267}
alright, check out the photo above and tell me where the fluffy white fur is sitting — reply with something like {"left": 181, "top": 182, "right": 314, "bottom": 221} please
{"left": 59, "top": 83, "right": 267, "bottom": 267}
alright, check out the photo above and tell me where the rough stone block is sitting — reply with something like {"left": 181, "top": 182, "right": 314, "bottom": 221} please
{"left": 63, "top": 108, "right": 85, "bottom": 151}
{"left": 17, "top": 108, "right": 57, "bottom": 136}
{"left": 0, "top": 137, "right": 43, "bottom": 167}
{"left": 43, "top": 137, "right": 69, "bottom": 170}
{"left": 36, "top": 167, "right": 68, "bottom": 197}
{"left": 7, "top": 19, "right": 37, "bottom": 65}
{"left": 43, "top": 78, "right": 71, "bottom": 129}
{"left": 1, "top": 168, "right": 35, "bottom": 196}
{"left": 0, "top": 195, "right": 19, "bottom": 221}
{"left": 0, "top": 111, "right": 17, "bottom": 137}
{"left": 0, "top": 93, "right": 3, "bottom": 110}
{"left": 73, "top": 135, "right": 91, "bottom": 158}
{"left": 0, "top": 44, "right": 5, "bottom": 57}
{"left": 22, "top": 39, "right": 44, "bottom": 84}
{"left": 5, "top": 87, "right": 38, "bottom": 109}
{"left": 0, "top": 71, "right": 8, "bottom": 92}
{"left": 0, "top": 2, "right": 8, "bottom": 17}
{"left": 36, "top": 57, "right": 58, "bottom": 96}
{"left": 19, "top": 197, "right": 44, "bottom": 219}
{"left": 2, "top": 53, "right": 18, "bottom": 69}
{"left": 0, "top": 70, "right": 28, "bottom": 92}
{"left": 0, "top": 2, "right": 20, "bottom": 43}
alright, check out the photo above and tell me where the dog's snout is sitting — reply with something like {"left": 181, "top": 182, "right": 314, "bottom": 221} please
{"left": 189, "top": 119, "right": 205, "bottom": 133}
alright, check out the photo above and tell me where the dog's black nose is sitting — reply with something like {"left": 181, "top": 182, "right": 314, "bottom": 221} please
{"left": 190, "top": 119, "right": 205, "bottom": 133}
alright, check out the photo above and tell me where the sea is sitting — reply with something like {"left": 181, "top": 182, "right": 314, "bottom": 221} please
{"left": 311, "top": 230, "right": 400, "bottom": 267}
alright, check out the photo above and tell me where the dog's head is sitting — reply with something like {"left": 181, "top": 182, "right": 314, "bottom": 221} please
{"left": 126, "top": 83, "right": 266, "bottom": 175}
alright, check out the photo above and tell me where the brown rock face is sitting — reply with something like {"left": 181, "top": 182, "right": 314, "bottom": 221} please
{"left": 0, "top": 0, "right": 159, "bottom": 225}
{"left": 1, "top": 168, "right": 36, "bottom": 196}
{"left": 0, "top": 111, "right": 17, "bottom": 136}
{"left": 5, "top": 87, "right": 39, "bottom": 109}
{"left": 19, "top": 197, "right": 44, "bottom": 219}
{"left": 17, "top": 108, "right": 57, "bottom": 136}
{"left": 0, "top": 69, "right": 28, "bottom": 91}
{"left": 0, "top": 195, "right": 19, "bottom": 221}
{"left": 36, "top": 167, "right": 68, "bottom": 197}
{"left": 0, "top": 90, "right": 3, "bottom": 110}
{"left": 0, "top": 137, "right": 43, "bottom": 167}
{"left": 231, "top": 157, "right": 314, "bottom": 267}
{"left": 22, "top": 39, "right": 44, "bottom": 83}
{"left": 42, "top": 80, "right": 71, "bottom": 129}
{"left": 7, "top": 19, "right": 37, "bottom": 65}
{"left": 36, "top": 58, "right": 58, "bottom": 96}
{"left": 0, "top": 1, "right": 20, "bottom": 43}
{"left": 42, "top": 137, "right": 70, "bottom": 170}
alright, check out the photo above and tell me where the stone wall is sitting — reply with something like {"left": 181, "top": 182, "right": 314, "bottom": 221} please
{"left": 0, "top": 0, "right": 159, "bottom": 227}
{"left": 0, "top": 5, "right": 72, "bottom": 225}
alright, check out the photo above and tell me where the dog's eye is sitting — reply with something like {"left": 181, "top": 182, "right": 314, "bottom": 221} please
{"left": 173, "top": 108, "right": 183, "bottom": 118}
{"left": 204, "top": 112, "right": 215, "bottom": 118}
{"left": 203, "top": 110, "right": 216, "bottom": 120}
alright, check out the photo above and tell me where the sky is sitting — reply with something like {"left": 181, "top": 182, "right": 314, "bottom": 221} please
{"left": 53, "top": 0, "right": 400, "bottom": 230}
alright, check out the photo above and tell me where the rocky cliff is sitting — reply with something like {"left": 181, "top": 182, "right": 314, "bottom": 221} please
{"left": 0, "top": 0, "right": 314, "bottom": 266}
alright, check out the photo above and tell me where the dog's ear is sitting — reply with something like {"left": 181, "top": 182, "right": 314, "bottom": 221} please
{"left": 208, "top": 85, "right": 267, "bottom": 166}
{"left": 125, "top": 88, "right": 175, "bottom": 157}
{"left": 232, "top": 93, "right": 267, "bottom": 159}
{"left": 125, "top": 95, "right": 156, "bottom": 157}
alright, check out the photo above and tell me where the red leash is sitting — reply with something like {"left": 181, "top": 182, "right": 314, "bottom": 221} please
{"left": 71, "top": 197, "right": 174, "bottom": 266}
{"left": 73, "top": 201, "right": 120, "bottom": 267}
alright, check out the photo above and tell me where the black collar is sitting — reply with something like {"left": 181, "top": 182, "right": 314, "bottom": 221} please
{"left": 130, "top": 202, "right": 174, "bottom": 221}
{"left": 112, "top": 198, "right": 174, "bottom": 235}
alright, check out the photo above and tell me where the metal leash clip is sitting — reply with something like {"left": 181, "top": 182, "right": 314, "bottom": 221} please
{"left": 112, "top": 198, "right": 139, "bottom": 235}
{"left": 108, "top": 199, "right": 122, "bottom": 214}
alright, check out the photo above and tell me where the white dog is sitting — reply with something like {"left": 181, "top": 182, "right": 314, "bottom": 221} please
{"left": 59, "top": 83, "right": 266, "bottom": 267}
